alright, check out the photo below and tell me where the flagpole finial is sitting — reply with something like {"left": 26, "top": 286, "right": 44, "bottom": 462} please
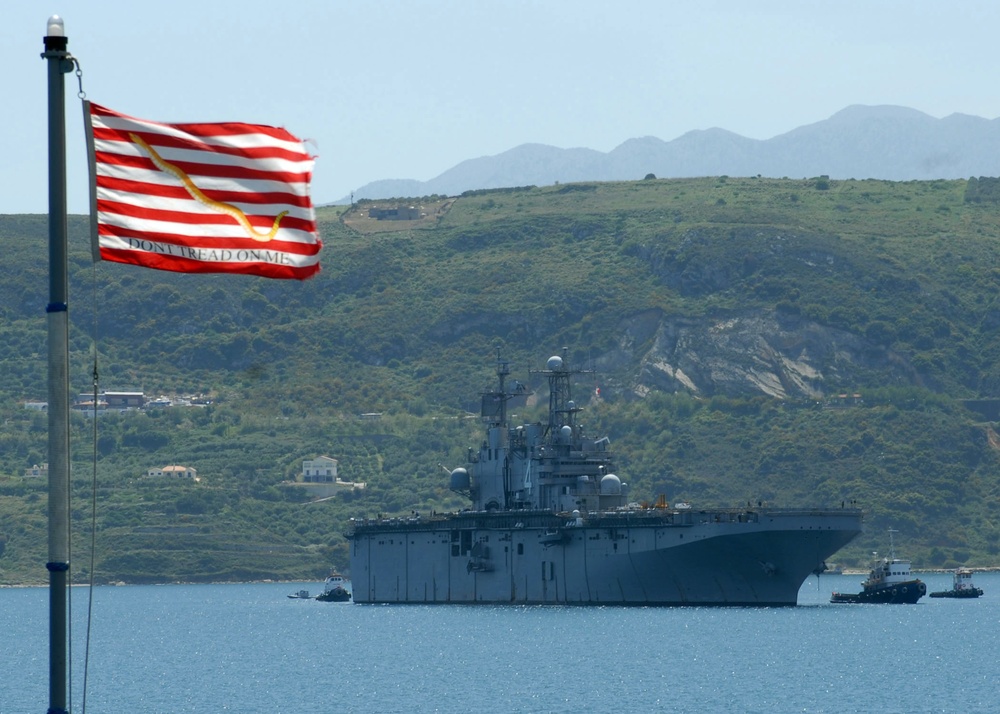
{"left": 46, "top": 15, "right": 65, "bottom": 37}
{"left": 44, "top": 15, "right": 68, "bottom": 53}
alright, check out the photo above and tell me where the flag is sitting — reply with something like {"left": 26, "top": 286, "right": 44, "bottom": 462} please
{"left": 85, "top": 102, "right": 321, "bottom": 280}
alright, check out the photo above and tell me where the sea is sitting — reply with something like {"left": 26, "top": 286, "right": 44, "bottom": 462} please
{"left": 2, "top": 572, "right": 997, "bottom": 714}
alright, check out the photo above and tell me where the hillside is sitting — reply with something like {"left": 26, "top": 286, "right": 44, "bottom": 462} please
{"left": 2, "top": 175, "right": 1000, "bottom": 585}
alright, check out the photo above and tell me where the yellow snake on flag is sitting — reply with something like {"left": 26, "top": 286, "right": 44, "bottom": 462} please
{"left": 129, "top": 132, "right": 287, "bottom": 242}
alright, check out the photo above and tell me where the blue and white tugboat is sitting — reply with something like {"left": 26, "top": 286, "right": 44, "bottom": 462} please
{"left": 831, "top": 529, "right": 926, "bottom": 604}
{"left": 929, "top": 568, "right": 983, "bottom": 598}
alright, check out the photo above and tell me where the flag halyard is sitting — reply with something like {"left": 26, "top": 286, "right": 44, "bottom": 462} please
{"left": 86, "top": 102, "right": 321, "bottom": 279}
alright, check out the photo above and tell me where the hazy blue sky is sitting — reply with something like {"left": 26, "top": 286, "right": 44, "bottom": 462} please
{"left": 6, "top": 1, "right": 1000, "bottom": 214}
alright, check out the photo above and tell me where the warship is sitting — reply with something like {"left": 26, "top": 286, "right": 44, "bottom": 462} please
{"left": 347, "top": 352, "right": 863, "bottom": 605}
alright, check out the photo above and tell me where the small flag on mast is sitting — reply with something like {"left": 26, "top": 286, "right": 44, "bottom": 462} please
{"left": 85, "top": 102, "right": 321, "bottom": 280}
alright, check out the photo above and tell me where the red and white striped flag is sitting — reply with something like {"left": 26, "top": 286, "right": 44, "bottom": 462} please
{"left": 85, "top": 102, "right": 321, "bottom": 280}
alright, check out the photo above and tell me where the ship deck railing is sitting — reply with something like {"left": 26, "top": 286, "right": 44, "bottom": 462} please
{"left": 345, "top": 505, "right": 861, "bottom": 536}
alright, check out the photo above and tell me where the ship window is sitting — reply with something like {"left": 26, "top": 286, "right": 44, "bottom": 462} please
{"left": 518, "top": 543, "right": 524, "bottom": 555}
{"left": 452, "top": 544, "right": 460, "bottom": 557}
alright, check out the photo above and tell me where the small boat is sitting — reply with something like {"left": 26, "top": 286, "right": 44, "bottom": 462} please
{"left": 316, "top": 586, "right": 350, "bottom": 602}
{"left": 929, "top": 568, "right": 984, "bottom": 598}
{"left": 287, "top": 589, "right": 312, "bottom": 600}
{"left": 315, "top": 572, "right": 351, "bottom": 602}
{"left": 831, "top": 529, "right": 926, "bottom": 604}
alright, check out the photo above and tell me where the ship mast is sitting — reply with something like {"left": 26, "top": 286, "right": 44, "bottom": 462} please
{"left": 531, "top": 348, "right": 592, "bottom": 444}
{"left": 493, "top": 348, "right": 510, "bottom": 426}
{"left": 547, "top": 352, "right": 571, "bottom": 434}
{"left": 476, "top": 350, "right": 517, "bottom": 509}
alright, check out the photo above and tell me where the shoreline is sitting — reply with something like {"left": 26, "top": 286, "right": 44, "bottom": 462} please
{"left": 7, "top": 568, "right": 1000, "bottom": 588}
{"left": 0, "top": 577, "right": 342, "bottom": 589}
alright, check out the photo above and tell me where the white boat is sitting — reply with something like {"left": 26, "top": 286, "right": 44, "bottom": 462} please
{"left": 929, "top": 568, "right": 984, "bottom": 598}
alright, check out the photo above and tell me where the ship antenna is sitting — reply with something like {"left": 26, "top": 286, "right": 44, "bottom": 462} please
{"left": 887, "top": 528, "right": 898, "bottom": 560}
{"left": 495, "top": 349, "right": 509, "bottom": 423}
{"left": 479, "top": 348, "right": 513, "bottom": 428}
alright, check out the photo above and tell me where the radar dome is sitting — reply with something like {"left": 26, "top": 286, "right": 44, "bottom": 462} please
{"left": 567, "top": 400, "right": 576, "bottom": 410}
{"left": 600, "top": 473, "right": 622, "bottom": 495}
{"left": 547, "top": 355, "right": 563, "bottom": 371}
{"left": 449, "top": 467, "right": 471, "bottom": 491}
{"left": 560, "top": 425, "right": 573, "bottom": 441}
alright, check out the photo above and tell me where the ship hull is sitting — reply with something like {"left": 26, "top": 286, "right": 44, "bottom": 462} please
{"left": 928, "top": 588, "right": 982, "bottom": 599}
{"left": 830, "top": 579, "right": 926, "bottom": 604}
{"left": 348, "top": 508, "right": 862, "bottom": 606}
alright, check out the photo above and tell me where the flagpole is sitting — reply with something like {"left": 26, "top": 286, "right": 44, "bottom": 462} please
{"left": 42, "top": 15, "right": 72, "bottom": 714}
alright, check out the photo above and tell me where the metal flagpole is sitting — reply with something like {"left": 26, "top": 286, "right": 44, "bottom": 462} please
{"left": 42, "top": 15, "right": 73, "bottom": 714}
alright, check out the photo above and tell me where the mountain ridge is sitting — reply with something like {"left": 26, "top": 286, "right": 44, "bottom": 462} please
{"left": 340, "top": 104, "right": 1000, "bottom": 202}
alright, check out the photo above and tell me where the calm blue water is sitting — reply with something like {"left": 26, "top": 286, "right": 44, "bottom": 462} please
{"left": 2, "top": 573, "right": 997, "bottom": 713}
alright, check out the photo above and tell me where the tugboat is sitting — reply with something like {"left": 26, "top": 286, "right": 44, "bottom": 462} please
{"left": 929, "top": 568, "right": 984, "bottom": 598}
{"left": 315, "top": 572, "right": 351, "bottom": 602}
{"left": 831, "top": 529, "right": 926, "bottom": 604}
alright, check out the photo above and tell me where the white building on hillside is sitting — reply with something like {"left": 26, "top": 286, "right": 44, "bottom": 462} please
{"left": 148, "top": 465, "right": 198, "bottom": 479}
{"left": 302, "top": 456, "right": 338, "bottom": 483}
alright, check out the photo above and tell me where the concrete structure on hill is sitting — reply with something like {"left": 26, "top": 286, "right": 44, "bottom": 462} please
{"left": 302, "top": 456, "right": 338, "bottom": 483}
{"left": 147, "top": 465, "right": 198, "bottom": 480}
{"left": 291, "top": 456, "right": 366, "bottom": 498}
{"left": 104, "top": 391, "right": 145, "bottom": 409}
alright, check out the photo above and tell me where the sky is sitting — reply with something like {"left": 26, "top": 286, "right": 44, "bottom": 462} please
{"left": 5, "top": 1, "right": 1000, "bottom": 214}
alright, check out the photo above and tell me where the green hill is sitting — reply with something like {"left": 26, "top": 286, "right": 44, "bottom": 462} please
{"left": 2, "top": 175, "right": 1000, "bottom": 585}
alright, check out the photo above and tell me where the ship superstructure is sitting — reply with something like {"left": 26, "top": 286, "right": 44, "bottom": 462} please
{"left": 348, "top": 352, "right": 863, "bottom": 605}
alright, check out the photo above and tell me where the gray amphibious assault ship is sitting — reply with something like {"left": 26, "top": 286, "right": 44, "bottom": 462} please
{"left": 348, "top": 352, "right": 862, "bottom": 605}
